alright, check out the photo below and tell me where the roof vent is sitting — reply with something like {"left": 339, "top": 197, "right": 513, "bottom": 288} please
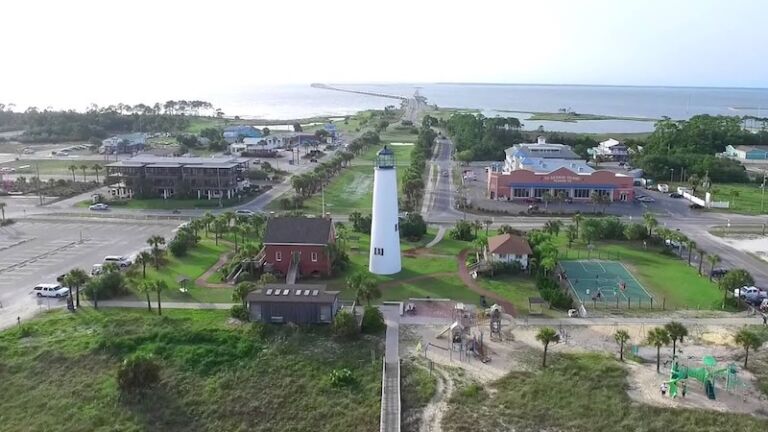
{"left": 304, "top": 290, "right": 311, "bottom": 296}
{"left": 282, "top": 289, "right": 289, "bottom": 296}
{"left": 265, "top": 289, "right": 273, "bottom": 296}
{"left": 295, "top": 290, "right": 303, "bottom": 295}
{"left": 578, "top": 167, "right": 583, "bottom": 172}
{"left": 312, "top": 290, "right": 319, "bottom": 296}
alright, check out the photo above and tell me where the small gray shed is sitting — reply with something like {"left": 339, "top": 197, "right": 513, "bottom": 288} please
{"left": 246, "top": 283, "right": 340, "bottom": 324}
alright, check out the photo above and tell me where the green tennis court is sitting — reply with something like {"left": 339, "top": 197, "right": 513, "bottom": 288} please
{"left": 559, "top": 260, "right": 653, "bottom": 304}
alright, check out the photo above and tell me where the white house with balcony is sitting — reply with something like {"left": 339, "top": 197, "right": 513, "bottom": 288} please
{"left": 590, "top": 138, "right": 629, "bottom": 161}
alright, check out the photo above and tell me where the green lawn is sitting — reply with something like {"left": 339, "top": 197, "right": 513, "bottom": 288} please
{"left": 705, "top": 183, "right": 767, "bottom": 215}
{"left": 0, "top": 159, "right": 109, "bottom": 176}
{"left": 558, "top": 239, "right": 723, "bottom": 309}
{"left": 380, "top": 274, "right": 479, "bottom": 305}
{"left": 184, "top": 117, "right": 227, "bottom": 134}
{"left": 424, "top": 228, "right": 472, "bottom": 256}
{"left": 443, "top": 352, "right": 768, "bottom": 432}
{"left": 476, "top": 275, "right": 557, "bottom": 316}
{"left": 131, "top": 239, "right": 232, "bottom": 303}
{"left": 0, "top": 309, "right": 383, "bottom": 432}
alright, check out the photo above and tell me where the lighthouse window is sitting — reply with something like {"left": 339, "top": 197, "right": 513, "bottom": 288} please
{"left": 373, "top": 247, "right": 385, "bottom": 256}
{"left": 395, "top": 223, "right": 398, "bottom": 232}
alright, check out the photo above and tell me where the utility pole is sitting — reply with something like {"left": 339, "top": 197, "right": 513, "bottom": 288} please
{"left": 36, "top": 163, "right": 43, "bottom": 205}
{"left": 321, "top": 183, "right": 325, "bottom": 216}
{"left": 761, "top": 171, "right": 766, "bottom": 213}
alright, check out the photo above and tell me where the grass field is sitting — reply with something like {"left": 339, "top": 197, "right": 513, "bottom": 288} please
{"left": 705, "top": 183, "right": 767, "bottom": 215}
{"left": 476, "top": 275, "right": 556, "bottom": 316}
{"left": 130, "top": 239, "right": 233, "bottom": 303}
{"left": 0, "top": 159, "right": 109, "bottom": 176}
{"left": 380, "top": 275, "right": 479, "bottom": 304}
{"left": 0, "top": 309, "right": 383, "bottom": 432}
{"left": 558, "top": 238, "right": 723, "bottom": 309}
{"left": 443, "top": 352, "right": 768, "bottom": 432}
{"left": 184, "top": 117, "right": 227, "bottom": 134}
{"left": 522, "top": 111, "right": 658, "bottom": 123}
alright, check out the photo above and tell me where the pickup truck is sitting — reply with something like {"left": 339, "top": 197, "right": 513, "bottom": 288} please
{"left": 734, "top": 286, "right": 768, "bottom": 303}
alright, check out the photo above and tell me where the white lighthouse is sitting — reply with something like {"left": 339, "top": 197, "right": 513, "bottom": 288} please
{"left": 369, "top": 146, "right": 401, "bottom": 275}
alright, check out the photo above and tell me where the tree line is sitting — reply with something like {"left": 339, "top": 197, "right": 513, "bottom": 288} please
{"left": 401, "top": 127, "right": 437, "bottom": 211}
{"left": 0, "top": 100, "right": 221, "bottom": 143}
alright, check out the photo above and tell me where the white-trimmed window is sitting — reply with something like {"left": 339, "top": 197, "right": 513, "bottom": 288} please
{"left": 311, "top": 252, "right": 318, "bottom": 262}
{"left": 275, "top": 251, "right": 282, "bottom": 261}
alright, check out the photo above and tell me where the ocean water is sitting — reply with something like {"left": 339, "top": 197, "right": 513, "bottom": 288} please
{"left": 215, "top": 83, "right": 768, "bottom": 133}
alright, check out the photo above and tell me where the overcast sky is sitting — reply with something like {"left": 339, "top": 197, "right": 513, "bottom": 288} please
{"left": 1, "top": 0, "right": 766, "bottom": 108}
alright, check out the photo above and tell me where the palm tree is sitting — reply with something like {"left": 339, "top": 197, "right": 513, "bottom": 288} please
{"left": 146, "top": 235, "right": 166, "bottom": 269}
{"left": 483, "top": 219, "right": 493, "bottom": 236}
{"left": 664, "top": 321, "right": 689, "bottom": 359}
{"left": 543, "top": 220, "right": 563, "bottom": 237}
{"left": 0, "top": 202, "right": 6, "bottom": 221}
{"left": 346, "top": 271, "right": 380, "bottom": 305}
{"left": 707, "top": 254, "right": 720, "bottom": 281}
{"left": 233, "top": 281, "right": 257, "bottom": 307}
{"left": 643, "top": 212, "right": 658, "bottom": 238}
{"left": 697, "top": 249, "right": 706, "bottom": 275}
{"left": 63, "top": 268, "right": 89, "bottom": 308}
{"left": 645, "top": 327, "right": 671, "bottom": 373}
{"left": 211, "top": 217, "right": 227, "bottom": 245}
{"left": 79, "top": 164, "right": 89, "bottom": 181}
{"left": 68, "top": 164, "right": 78, "bottom": 182}
{"left": 152, "top": 280, "right": 168, "bottom": 316}
{"left": 535, "top": 327, "right": 560, "bottom": 367}
{"left": 542, "top": 191, "right": 553, "bottom": 211}
{"left": 136, "top": 251, "right": 152, "bottom": 278}
{"left": 686, "top": 240, "right": 696, "bottom": 265}
{"left": 614, "top": 329, "right": 630, "bottom": 361}
{"left": 472, "top": 236, "right": 488, "bottom": 262}
{"left": 540, "top": 256, "right": 556, "bottom": 277}
{"left": 734, "top": 328, "right": 761, "bottom": 368}
{"left": 138, "top": 280, "right": 153, "bottom": 312}
{"left": 565, "top": 225, "right": 577, "bottom": 248}
{"left": 589, "top": 192, "right": 601, "bottom": 213}
{"left": 472, "top": 220, "right": 483, "bottom": 238}
{"left": 92, "top": 164, "right": 103, "bottom": 183}
{"left": 201, "top": 212, "right": 215, "bottom": 237}
{"left": 571, "top": 213, "right": 583, "bottom": 236}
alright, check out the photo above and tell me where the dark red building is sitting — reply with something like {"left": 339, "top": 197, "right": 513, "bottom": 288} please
{"left": 262, "top": 217, "right": 336, "bottom": 279}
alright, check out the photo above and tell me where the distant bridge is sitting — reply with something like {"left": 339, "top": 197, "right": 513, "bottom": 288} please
{"left": 311, "top": 83, "right": 407, "bottom": 101}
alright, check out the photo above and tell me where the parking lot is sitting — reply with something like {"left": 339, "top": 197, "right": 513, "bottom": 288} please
{"left": 0, "top": 218, "right": 178, "bottom": 328}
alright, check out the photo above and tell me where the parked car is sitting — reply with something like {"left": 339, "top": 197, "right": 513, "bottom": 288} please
{"left": 91, "top": 264, "right": 103, "bottom": 276}
{"left": 710, "top": 268, "right": 728, "bottom": 278}
{"left": 442, "top": 170, "right": 449, "bottom": 177}
{"left": 89, "top": 203, "right": 109, "bottom": 211}
{"left": 33, "top": 283, "right": 70, "bottom": 298}
{"left": 638, "top": 196, "right": 656, "bottom": 203}
{"left": 309, "top": 158, "right": 318, "bottom": 163}
{"left": 689, "top": 203, "right": 703, "bottom": 209}
{"left": 104, "top": 255, "right": 132, "bottom": 268}
{"left": 235, "top": 209, "right": 255, "bottom": 217}
{"left": 527, "top": 204, "right": 539, "bottom": 213}
{"left": 669, "top": 192, "right": 683, "bottom": 198}
{"left": 665, "top": 239, "right": 681, "bottom": 248}
{"left": 0, "top": 167, "right": 16, "bottom": 173}
{"left": 734, "top": 286, "right": 768, "bottom": 303}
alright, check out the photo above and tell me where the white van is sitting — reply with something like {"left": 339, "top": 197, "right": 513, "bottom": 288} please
{"left": 104, "top": 256, "right": 131, "bottom": 268}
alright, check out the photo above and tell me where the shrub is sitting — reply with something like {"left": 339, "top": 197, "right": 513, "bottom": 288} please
{"left": 0, "top": 219, "right": 15, "bottom": 227}
{"left": 624, "top": 223, "right": 647, "bottom": 241}
{"left": 399, "top": 213, "right": 427, "bottom": 240}
{"left": 117, "top": 353, "right": 161, "bottom": 395}
{"left": 449, "top": 220, "right": 475, "bottom": 241}
{"left": 230, "top": 304, "right": 249, "bottom": 321}
{"left": 85, "top": 271, "right": 127, "bottom": 300}
{"left": 332, "top": 311, "right": 359, "bottom": 339}
{"left": 169, "top": 238, "right": 188, "bottom": 257}
{"left": 361, "top": 306, "right": 386, "bottom": 334}
{"left": 329, "top": 368, "right": 356, "bottom": 387}
{"left": 491, "top": 261, "right": 523, "bottom": 276}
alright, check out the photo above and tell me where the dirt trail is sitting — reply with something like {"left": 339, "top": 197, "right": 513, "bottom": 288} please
{"left": 419, "top": 366, "right": 454, "bottom": 432}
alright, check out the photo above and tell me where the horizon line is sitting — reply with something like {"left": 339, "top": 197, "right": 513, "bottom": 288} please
{"left": 324, "top": 81, "right": 768, "bottom": 91}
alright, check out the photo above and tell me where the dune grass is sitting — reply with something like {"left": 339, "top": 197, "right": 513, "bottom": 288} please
{"left": 0, "top": 309, "right": 383, "bottom": 432}
{"left": 443, "top": 352, "right": 768, "bottom": 432}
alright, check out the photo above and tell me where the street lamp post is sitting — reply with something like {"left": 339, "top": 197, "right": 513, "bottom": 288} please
{"left": 670, "top": 168, "right": 675, "bottom": 183}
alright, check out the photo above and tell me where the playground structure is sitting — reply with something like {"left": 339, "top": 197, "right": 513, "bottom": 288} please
{"left": 666, "top": 355, "right": 745, "bottom": 400}
{"left": 434, "top": 303, "right": 509, "bottom": 364}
